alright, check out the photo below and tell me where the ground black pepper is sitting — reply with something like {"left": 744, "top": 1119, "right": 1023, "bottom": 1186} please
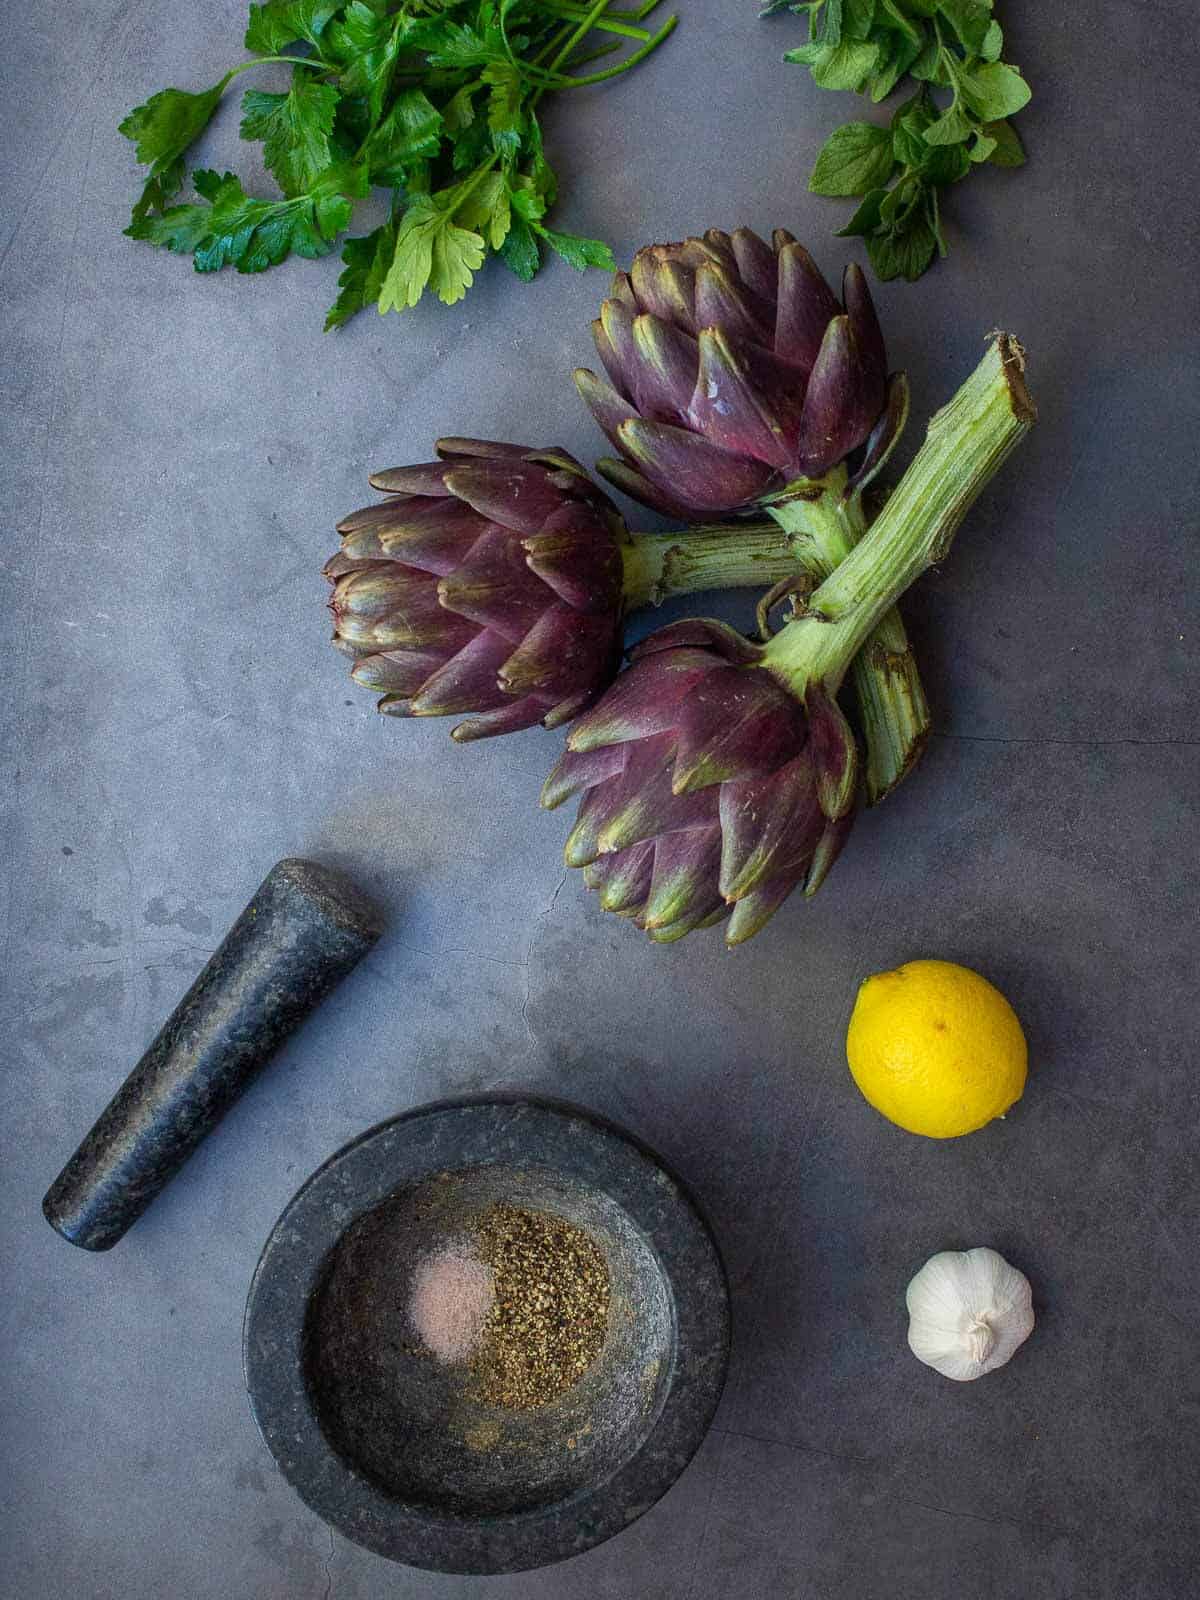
{"left": 468, "top": 1204, "right": 610, "bottom": 1410}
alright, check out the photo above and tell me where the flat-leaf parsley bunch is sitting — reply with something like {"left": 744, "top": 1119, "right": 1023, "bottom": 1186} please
{"left": 120, "top": 0, "right": 677, "bottom": 327}
{"left": 763, "top": 0, "right": 1030, "bottom": 280}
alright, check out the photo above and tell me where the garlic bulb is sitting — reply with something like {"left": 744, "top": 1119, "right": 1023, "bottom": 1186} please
{"left": 905, "top": 1247, "right": 1034, "bottom": 1381}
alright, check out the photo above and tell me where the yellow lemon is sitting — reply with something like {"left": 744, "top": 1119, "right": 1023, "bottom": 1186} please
{"left": 846, "top": 959, "right": 1027, "bottom": 1138}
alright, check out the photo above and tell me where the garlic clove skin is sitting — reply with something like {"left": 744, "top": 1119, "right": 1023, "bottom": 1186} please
{"left": 905, "top": 1247, "right": 1034, "bottom": 1381}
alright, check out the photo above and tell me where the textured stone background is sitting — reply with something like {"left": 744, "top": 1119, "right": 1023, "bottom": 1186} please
{"left": 2, "top": 1, "right": 1197, "bottom": 1596}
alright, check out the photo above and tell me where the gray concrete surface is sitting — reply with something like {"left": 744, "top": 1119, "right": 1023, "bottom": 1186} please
{"left": 2, "top": 1, "right": 1197, "bottom": 1596}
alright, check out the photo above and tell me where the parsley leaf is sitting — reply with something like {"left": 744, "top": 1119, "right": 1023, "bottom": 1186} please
{"left": 122, "top": 0, "right": 679, "bottom": 322}
{"left": 456, "top": 171, "right": 512, "bottom": 250}
{"left": 325, "top": 215, "right": 398, "bottom": 329}
{"left": 244, "top": 0, "right": 339, "bottom": 55}
{"left": 421, "top": 16, "right": 508, "bottom": 70}
{"left": 127, "top": 162, "right": 366, "bottom": 274}
{"left": 482, "top": 61, "right": 524, "bottom": 158}
{"left": 537, "top": 227, "right": 616, "bottom": 273}
{"left": 358, "top": 90, "right": 444, "bottom": 187}
{"left": 119, "top": 79, "right": 232, "bottom": 223}
{"left": 499, "top": 216, "right": 541, "bottom": 282}
{"left": 378, "top": 193, "right": 487, "bottom": 311}
{"left": 322, "top": 2, "right": 407, "bottom": 125}
{"left": 240, "top": 77, "right": 340, "bottom": 197}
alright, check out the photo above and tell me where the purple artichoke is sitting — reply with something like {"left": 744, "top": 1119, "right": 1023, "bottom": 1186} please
{"left": 541, "top": 619, "right": 857, "bottom": 946}
{"left": 325, "top": 439, "right": 625, "bottom": 741}
{"left": 574, "top": 228, "right": 891, "bottom": 518}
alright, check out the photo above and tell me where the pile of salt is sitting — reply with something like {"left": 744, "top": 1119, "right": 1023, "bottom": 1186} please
{"left": 409, "top": 1246, "right": 495, "bottom": 1363}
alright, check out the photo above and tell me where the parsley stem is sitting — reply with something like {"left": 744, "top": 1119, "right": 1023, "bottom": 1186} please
{"left": 448, "top": 155, "right": 499, "bottom": 216}
{"left": 225, "top": 54, "right": 332, "bottom": 80}
{"left": 533, "top": 4, "right": 654, "bottom": 41}
{"left": 545, "top": 0, "right": 620, "bottom": 78}
{"left": 546, "top": 16, "right": 677, "bottom": 87}
{"left": 531, "top": 20, "right": 580, "bottom": 69}
{"left": 567, "top": 39, "right": 623, "bottom": 67}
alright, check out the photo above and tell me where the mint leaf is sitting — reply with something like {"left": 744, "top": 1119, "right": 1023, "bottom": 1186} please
{"left": 919, "top": 141, "right": 970, "bottom": 183}
{"left": 119, "top": 79, "right": 232, "bottom": 222}
{"left": 809, "top": 121, "right": 895, "bottom": 196}
{"left": 867, "top": 216, "right": 937, "bottom": 281}
{"left": 936, "top": 0, "right": 994, "bottom": 56}
{"left": 775, "top": 0, "right": 1030, "bottom": 284}
{"left": 834, "top": 186, "right": 887, "bottom": 236}
{"left": 922, "top": 100, "right": 974, "bottom": 145}
{"left": 875, "top": 1, "right": 925, "bottom": 44}
{"left": 909, "top": 34, "right": 948, "bottom": 83}
{"left": 891, "top": 89, "right": 933, "bottom": 165}
{"left": 537, "top": 227, "right": 615, "bottom": 272}
{"left": 244, "top": 0, "right": 338, "bottom": 55}
{"left": 783, "top": 43, "right": 825, "bottom": 66}
{"left": 240, "top": 78, "right": 339, "bottom": 197}
{"left": 927, "top": 183, "right": 947, "bottom": 257}
{"left": 811, "top": 38, "right": 880, "bottom": 90}
{"left": 981, "top": 117, "right": 1025, "bottom": 166}
{"left": 879, "top": 172, "right": 922, "bottom": 229}
{"left": 499, "top": 216, "right": 540, "bottom": 281}
{"left": 840, "top": 0, "right": 877, "bottom": 43}
{"left": 820, "top": 0, "right": 845, "bottom": 47}
{"left": 359, "top": 89, "right": 444, "bottom": 186}
{"left": 868, "top": 32, "right": 922, "bottom": 101}
{"left": 959, "top": 60, "right": 1031, "bottom": 120}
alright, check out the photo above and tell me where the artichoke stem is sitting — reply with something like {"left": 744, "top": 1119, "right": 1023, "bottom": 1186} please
{"left": 767, "top": 474, "right": 930, "bottom": 807}
{"left": 764, "top": 336, "right": 1035, "bottom": 697}
{"left": 620, "top": 521, "right": 796, "bottom": 608}
{"left": 849, "top": 609, "right": 931, "bottom": 805}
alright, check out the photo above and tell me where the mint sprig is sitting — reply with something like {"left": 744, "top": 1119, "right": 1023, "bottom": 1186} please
{"left": 120, "top": 0, "right": 678, "bottom": 326}
{"left": 767, "top": 0, "right": 1029, "bottom": 281}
